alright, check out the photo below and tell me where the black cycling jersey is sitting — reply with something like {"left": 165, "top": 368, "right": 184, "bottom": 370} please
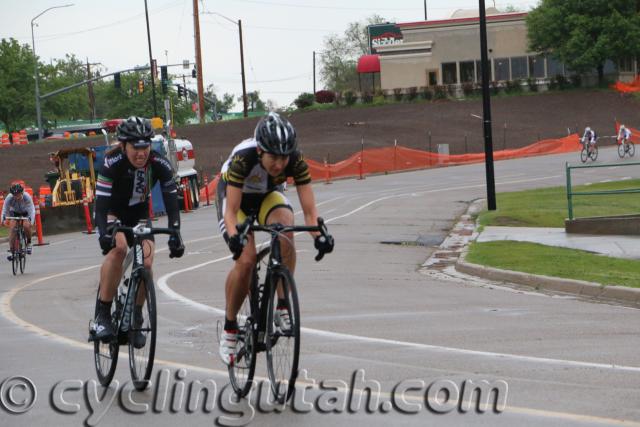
{"left": 221, "top": 138, "right": 311, "bottom": 192}
{"left": 94, "top": 147, "right": 180, "bottom": 237}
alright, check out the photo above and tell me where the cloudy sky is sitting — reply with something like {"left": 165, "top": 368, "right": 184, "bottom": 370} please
{"left": 3, "top": 0, "right": 540, "bottom": 111}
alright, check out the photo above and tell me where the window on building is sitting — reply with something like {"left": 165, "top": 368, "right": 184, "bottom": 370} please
{"left": 495, "top": 58, "right": 510, "bottom": 81}
{"left": 528, "top": 55, "right": 545, "bottom": 78}
{"left": 604, "top": 60, "right": 616, "bottom": 74}
{"left": 475, "top": 60, "right": 493, "bottom": 82}
{"left": 547, "top": 56, "right": 564, "bottom": 77}
{"left": 511, "top": 57, "right": 527, "bottom": 80}
{"left": 460, "top": 61, "right": 475, "bottom": 83}
{"left": 619, "top": 57, "right": 634, "bottom": 72}
{"left": 442, "top": 62, "right": 457, "bottom": 84}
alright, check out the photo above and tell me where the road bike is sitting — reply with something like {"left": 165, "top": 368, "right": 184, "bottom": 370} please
{"left": 617, "top": 139, "right": 635, "bottom": 158}
{"left": 88, "top": 221, "right": 181, "bottom": 391}
{"left": 580, "top": 138, "right": 598, "bottom": 163}
{"left": 6, "top": 216, "right": 28, "bottom": 275}
{"left": 225, "top": 216, "right": 331, "bottom": 403}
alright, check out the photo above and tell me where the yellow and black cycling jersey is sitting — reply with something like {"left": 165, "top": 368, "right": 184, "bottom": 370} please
{"left": 221, "top": 138, "right": 311, "bottom": 193}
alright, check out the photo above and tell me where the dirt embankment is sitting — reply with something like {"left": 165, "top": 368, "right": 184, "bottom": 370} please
{"left": 1, "top": 90, "right": 638, "bottom": 190}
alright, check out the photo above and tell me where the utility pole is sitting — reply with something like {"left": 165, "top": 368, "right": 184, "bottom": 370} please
{"left": 424, "top": 0, "right": 428, "bottom": 20}
{"left": 239, "top": 19, "right": 248, "bottom": 118}
{"left": 144, "top": 0, "right": 158, "bottom": 117}
{"left": 313, "top": 51, "right": 316, "bottom": 94}
{"left": 86, "top": 58, "right": 97, "bottom": 121}
{"left": 479, "top": 0, "right": 496, "bottom": 210}
{"left": 192, "top": 0, "right": 206, "bottom": 124}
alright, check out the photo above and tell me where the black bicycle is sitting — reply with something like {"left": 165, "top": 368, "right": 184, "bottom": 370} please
{"left": 6, "top": 216, "right": 28, "bottom": 275}
{"left": 617, "top": 139, "right": 635, "bottom": 158}
{"left": 580, "top": 138, "right": 598, "bottom": 163}
{"left": 88, "top": 221, "right": 181, "bottom": 391}
{"left": 226, "top": 216, "right": 331, "bottom": 403}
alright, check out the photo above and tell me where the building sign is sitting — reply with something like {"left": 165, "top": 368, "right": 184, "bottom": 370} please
{"left": 368, "top": 23, "right": 403, "bottom": 52}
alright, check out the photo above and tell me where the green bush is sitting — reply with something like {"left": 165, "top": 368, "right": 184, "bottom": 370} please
{"left": 420, "top": 86, "right": 433, "bottom": 100}
{"left": 505, "top": 80, "right": 523, "bottom": 93}
{"left": 393, "top": 88, "right": 403, "bottom": 101}
{"left": 406, "top": 87, "right": 418, "bottom": 101}
{"left": 344, "top": 91, "right": 357, "bottom": 106}
{"left": 527, "top": 78, "right": 538, "bottom": 92}
{"left": 462, "top": 82, "right": 475, "bottom": 97}
{"left": 570, "top": 74, "right": 582, "bottom": 88}
{"left": 294, "top": 92, "right": 315, "bottom": 109}
{"left": 362, "top": 92, "right": 374, "bottom": 103}
{"left": 434, "top": 85, "right": 447, "bottom": 100}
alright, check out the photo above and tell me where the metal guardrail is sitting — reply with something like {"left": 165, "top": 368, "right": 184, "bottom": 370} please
{"left": 565, "top": 161, "right": 640, "bottom": 220}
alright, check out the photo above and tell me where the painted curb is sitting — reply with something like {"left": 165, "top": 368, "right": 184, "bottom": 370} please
{"left": 455, "top": 242, "right": 640, "bottom": 306}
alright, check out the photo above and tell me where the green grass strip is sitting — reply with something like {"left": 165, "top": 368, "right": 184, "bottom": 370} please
{"left": 467, "top": 241, "right": 640, "bottom": 288}
{"left": 479, "top": 179, "right": 640, "bottom": 228}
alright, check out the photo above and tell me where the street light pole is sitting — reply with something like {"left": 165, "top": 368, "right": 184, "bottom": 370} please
{"left": 479, "top": 0, "right": 496, "bottom": 210}
{"left": 31, "top": 4, "right": 74, "bottom": 140}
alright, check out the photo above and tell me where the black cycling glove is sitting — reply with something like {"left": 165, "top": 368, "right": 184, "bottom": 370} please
{"left": 314, "top": 234, "right": 334, "bottom": 261}
{"left": 99, "top": 234, "right": 113, "bottom": 255}
{"left": 168, "top": 233, "right": 185, "bottom": 258}
{"left": 228, "top": 234, "right": 246, "bottom": 260}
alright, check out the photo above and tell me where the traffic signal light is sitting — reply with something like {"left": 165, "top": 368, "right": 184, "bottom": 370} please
{"left": 192, "top": 68, "right": 196, "bottom": 78}
{"left": 114, "top": 73, "right": 121, "bottom": 89}
{"left": 177, "top": 84, "right": 183, "bottom": 98}
{"left": 161, "top": 66, "right": 168, "bottom": 94}
{"left": 138, "top": 79, "right": 144, "bottom": 94}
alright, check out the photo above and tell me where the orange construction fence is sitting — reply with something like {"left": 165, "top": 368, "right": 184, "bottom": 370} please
{"left": 611, "top": 76, "right": 640, "bottom": 93}
{"left": 199, "top": 134, "right": 580, "bottom": 201}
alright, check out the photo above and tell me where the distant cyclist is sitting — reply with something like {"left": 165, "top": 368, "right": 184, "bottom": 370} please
{"left": 91, "top": 116, "right": 184, "bottom": 345}
{"left": 617, "top": 124, "right": 632, "bottom": 145}
{"left": 582, "top": 127, "right": 597, "bottom": 154}
{"left": 1, "top": 183, "right": 35, "bottom": 261}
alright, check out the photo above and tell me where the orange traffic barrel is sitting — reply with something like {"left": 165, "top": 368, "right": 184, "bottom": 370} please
{"left": 1, "top": 134, "right": 9, "bottom": 148}
{"left": 24, "top": 186, "right": 34, "bottom": 197}
{"left": 19, "top": 129, "right": 28, "bottom": 145}
{"left": 11, "top": 132, "right": 20, "bottom": 144}
{"left": 64, "top": 131, "right": 71, "bottom": 138}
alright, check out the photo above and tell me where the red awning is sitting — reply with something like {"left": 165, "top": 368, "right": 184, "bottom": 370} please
{"left": 357, "top": 55, "right": 380, "bottom": 73}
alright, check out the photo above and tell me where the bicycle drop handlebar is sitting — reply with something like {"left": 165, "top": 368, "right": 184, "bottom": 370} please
{"left": 233, "top": 215, "right": 332, "bottom": 262}
{"left": 108, "top": 221, "right": 183, "bottom": 258}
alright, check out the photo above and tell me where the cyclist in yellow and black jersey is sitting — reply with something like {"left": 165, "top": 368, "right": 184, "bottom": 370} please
{"left": 216, "top": 112, "right": 334, "bottom": 366}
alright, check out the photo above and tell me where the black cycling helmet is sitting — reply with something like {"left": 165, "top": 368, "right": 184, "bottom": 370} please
{"left": 254, "top": 112, "right": 297, "bottom": 155}
{"left": 116, "top": 116, "right": 154, "bottom": 148}
{"left": 9, "top": 183, "right": 23, "bottom": 195}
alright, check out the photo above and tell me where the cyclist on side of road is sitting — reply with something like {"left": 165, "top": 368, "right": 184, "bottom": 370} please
{"left": 582, "top": 126, "right": 597, "bottom": 154}
{"left": 90, "top": 116, "right": 185, "bottom": 345}
{"left": 217, "top": 112, "right": 334, "bottom": 366}
{"left": 1, "top": 183, "right": 35, "bottom": 261}
{"left": 617, "top": 124, "right": 632, "bottom": 145}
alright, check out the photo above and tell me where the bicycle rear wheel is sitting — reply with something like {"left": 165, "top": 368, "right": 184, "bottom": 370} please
{"left": 265, "top": 268, "right": 300, "bottom": 404}
{"left": 128, "top": 268, "right": 156, "bottom": 391}
{"left": 18, "top": 230, "right": 26, "bottom": 274}
{"left": 229, "top": 272, "right": 258, "bottom": 398}
{"left": 93, "top": 287, "right": 120, "bottom": 387}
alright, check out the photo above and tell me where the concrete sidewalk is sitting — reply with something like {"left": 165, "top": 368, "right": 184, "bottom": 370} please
{"left": 477, "top": 226, "right": 640, "bottom": 259}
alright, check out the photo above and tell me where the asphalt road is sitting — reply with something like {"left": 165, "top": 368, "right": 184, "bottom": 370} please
{"left": 1, "top": 147, "right": 639, "bottom": 426}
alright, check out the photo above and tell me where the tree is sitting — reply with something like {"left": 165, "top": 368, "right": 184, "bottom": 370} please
{"left": 39, "top": 54, "right": 89, "bottom": 123}
{"left": 319, "top": 15, "right": 386, "bottom": 92}
{"left": 241, "top": 90, "right": 266, "bottom": 112}
{"left": 204, "top": 84, "right": 235, "bottom": 114}
{"left": 0, "top": 38, "right": 36, "bottom": 132}
{"left": 527, "top": 0, "right": 640, "bottom": 84}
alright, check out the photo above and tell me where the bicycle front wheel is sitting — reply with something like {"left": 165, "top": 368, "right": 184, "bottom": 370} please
{"left": 618, "top": 143, "right": 626, "bottom": 158}
{"left": 11, "top": 232, "right": 19, "bottom": 275}
{"left": 590, "top": 145, "right": 598, "bottom": 161}
{"left": 128, "top": 268, "right": 157, "bottom": 391}
{"left": 265, "top": 268, "right": 300, "bottom": 404}
{"left": 93, "top": 287, "right": 119, "bottom": 387}
{"left": 628, "top": 142, "right": 635, "bottom": 157}
{"left": 229, "top": 272, "right": 258, "bottom": 398}
{"left": 580, "top": 147, "right": 588, "bottom": 163}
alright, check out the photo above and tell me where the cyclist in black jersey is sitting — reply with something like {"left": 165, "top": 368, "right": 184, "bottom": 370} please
{"left": 217, "top": 112, "right": 334, "bottom": 365}
{"left": 91, "top": 116, "right": 185, "bottom": 343}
